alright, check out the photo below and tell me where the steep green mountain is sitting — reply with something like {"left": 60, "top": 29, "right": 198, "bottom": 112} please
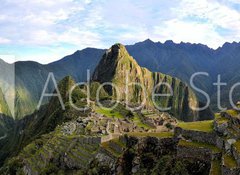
{"left": 0, "top": 88, "right": 10, "bottom": 116}
{"left": 93, "top": 44, "right": 210, "bottom": 121}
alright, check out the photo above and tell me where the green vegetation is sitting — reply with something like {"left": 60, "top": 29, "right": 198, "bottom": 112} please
{"left": 95, "top": 107, "right": 124, "bottom": 119}
{"left": 209, "top": 160, "right": 221, "bottom": 175}
{"left": 226, "top": 109, "right": 239, "bottom": 117}
{"left": 126, "top": 132, "right": 173, "bottom": 138}
{"left": 214, "top": 113, "right": 221, "bottom": 119}
{"left": 111, "top": 138, "right": 126, "bottom": 148}
{"left": 101, "top": 141, "right": 122, "bottom": 157}
{"left": 178, "top": 140, "right": 221, "bottom": 153}
{"left": 132, "top": 113, "right": 153, "bottom": 129}
{"left": 178, "top": 120, "right": 214, "bottom": 132}
{"left": 95, "top": 103, "right": 133, "bottom": 119}
{"left": 223, "top": 154, "right": 237, "bottom": 168}
{"left": 215, "top": 116, "right": 228, "bottom": 125}
{"left": 88, "top": 81, "right": 109, "bottom": 100}
{"left": 0, "top": 88, "right": 11, "bottom": 116}
{"left": 151, "top": 155, "right": 189, "bottom": 175}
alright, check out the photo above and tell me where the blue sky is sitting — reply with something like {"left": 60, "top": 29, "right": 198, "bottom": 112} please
{"left": 0, "top": 0, "right": 239, "bottom": 63}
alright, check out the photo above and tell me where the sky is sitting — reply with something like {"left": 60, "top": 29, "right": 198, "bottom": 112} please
{"left": 0, "top": 0, "right": 239, "bottom": 64}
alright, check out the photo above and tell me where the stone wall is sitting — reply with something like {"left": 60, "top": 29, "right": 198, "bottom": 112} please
{"left": 177, "top": 145, "right": 212, "bottom": 162}
{"left": 221, "top": 165, "right": 240, "bottom": 175}
{"left": 174, "top": 127, "right": 217, "bottom": 145}
{"left": 78, "top": 136, "right": 101, "bottom": 144}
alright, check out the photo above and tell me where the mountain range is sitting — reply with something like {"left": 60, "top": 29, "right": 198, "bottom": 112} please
{"left": 0, "top": 39, "right": 239, "bottom": 120}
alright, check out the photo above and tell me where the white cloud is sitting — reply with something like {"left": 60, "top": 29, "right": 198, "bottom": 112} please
{"left": 154, "top": 19, "right": 225, "bottom": 48}
{"left": 0, "top": 37, "right": 10, "bottom": 44}
{"left": 228, "top": 0, "right": 240, "bottom": 4}
{"left": 0, "top": 0, "right": 240, "bottom": 63}
{"left": 0, "top": 0, "right": 88, "bottom": 45}
{"left": 175, "top": 0, "right": 240, "bottom": 41}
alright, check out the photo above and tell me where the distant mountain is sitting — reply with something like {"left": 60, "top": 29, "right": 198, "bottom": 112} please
{"left": 127, "top": 39, "right": 240, "bottom": 110}
{"left": 126, "top": 39, "right": 216, "bottom": 98}
{"left": 0, "top": 39, "right": 239, "bottom": 119}
{"left": 0, "top": 48, "right": 104, "bottom": 119}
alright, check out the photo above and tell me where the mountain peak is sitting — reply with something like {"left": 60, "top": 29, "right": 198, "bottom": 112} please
{"left": 164, "top": 40, "right": 175, "bottom": 45}
{"left": 143, "top": 38, "right": 154, "bottom": 43}
{"left": 92, "top": 43, "right": 136, "bottom": 83}
{"left": 108, "top": 43, "right": 128, "bottom": 58}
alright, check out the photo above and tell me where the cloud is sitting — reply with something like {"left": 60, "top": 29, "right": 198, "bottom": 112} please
{"left": 153, "top": 19, "right": 225, "bottom": 48}
{"left": 172, "top": 0, "right": 240, "bottom": 44}
{"left": 0, "top": 37, "right": 10, "bottom": 44}
{"left": 0, "top": 0, "right": 239, "bottom": 63}
{"left": 0, "top": 0, "right": 88, "bottom": 45}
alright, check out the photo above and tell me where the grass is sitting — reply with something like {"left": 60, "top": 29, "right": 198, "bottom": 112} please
{"left": 177, "top": 120, "right": 214, "bottom": 132}
{"left": 213, "top": 113, "right": 228, "bottom": 126}
{"left": 126, "top": 132, "right": 173, "bottom": 138}
{"left": 226, "top": 109, "right": 239, "bottom": 117}
{"left": 214, "top": 113, "right": 221, "bottom": 119}
{"left": 101, "top": 141, "right": 121, "bottom": 157}
{"left": 178, "top": 140, "right": 221, "bottom": 153}
{"left": 223, "top": 154, "right": 237, "bottom": 168}
{"left": 86, "top": 121, "right": 94, "bottom": 131}
{"left": 95, "top": 107, "right": 124, "bottom": 119}
{"left": 210, "top": 160, "right": 221, "bottom": 175}
{"left": 132, "top": 113, "right": 153, "bottom": 129}
{"left": 111, "top": 138, "right": 126, "bottom": 148}
{"left": 215, "top": 117, "right": 229, "bottom": 125}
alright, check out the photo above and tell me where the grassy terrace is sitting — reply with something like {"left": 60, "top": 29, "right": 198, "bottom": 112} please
{"left": 178, "top": 140, "right": 221, "bottom": 153}
{"left": 215, "top": 116, "right": 229, "bottom": 125}
{"left": 95, "top": 107, "right": 124, "bottom": 119}
{"left": 101, "top": 141, "right": 122, "bottom": 157}
{"left": 177, "top": 120, "right": 214, "bottom": 132}
{"left": 223, "top": 154, "right": 237, "bottom": 168}
{"left": 226, "top": 109, "right": 239, "bottom": 117}
{"left": 132, "top": 114, "right": 153, "bottom": 129}
{"left": 126, "top": 132, "right": 173, "bottom": 138}
{"left": 111, "top": 138, "right": 126, "bottom": 148}
{"left": 210, "top": 160, "right": 221, "bottom": 175}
